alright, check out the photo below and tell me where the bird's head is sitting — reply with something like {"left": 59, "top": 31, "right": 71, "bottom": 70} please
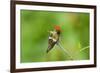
{"left": 54, "top": 25, "right": 61, "bottom": 34}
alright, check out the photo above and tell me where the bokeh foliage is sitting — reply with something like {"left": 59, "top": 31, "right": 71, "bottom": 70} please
{"left": 20, "top": 10, "right": 90, "bottom": 63}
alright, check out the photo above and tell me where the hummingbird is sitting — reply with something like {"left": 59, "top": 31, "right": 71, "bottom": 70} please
{"left": 46, "top": 25, "right": 61, "bottom": 53}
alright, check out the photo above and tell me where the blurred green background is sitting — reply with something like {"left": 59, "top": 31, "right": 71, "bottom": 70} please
{"left": 20, "top": 10, "right": 90, "bottom": 63}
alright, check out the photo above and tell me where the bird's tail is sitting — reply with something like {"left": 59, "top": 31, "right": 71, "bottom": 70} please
{"left": 46, "top": 46, "right": 51, "bottom": 53}
{"left": 46, "top": 49, "right": 49, "bottom": 53}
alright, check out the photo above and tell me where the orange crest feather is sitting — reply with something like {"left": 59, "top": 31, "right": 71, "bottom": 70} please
{"left": 54, "top": 25, "right": 61, "bottom": 31}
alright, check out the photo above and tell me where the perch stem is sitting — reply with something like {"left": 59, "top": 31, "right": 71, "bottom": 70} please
{"left": 56, "top": 42, "right": 73, "bottom": 60}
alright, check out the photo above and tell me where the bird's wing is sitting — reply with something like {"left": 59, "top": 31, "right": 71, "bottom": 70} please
{"left": 47, "top": 39, "right": 56, "bottom": 53}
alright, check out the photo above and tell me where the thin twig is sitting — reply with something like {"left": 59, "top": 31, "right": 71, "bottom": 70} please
{"left": 56, "top": 40, "right": 89, "bottom": 60}
{"left": 56, "top": 42, "right": 73, "bottom": 60}
{"left": 73, "top": 46, "right": 90, "bottom": 57}
{"left": 79, "top": 46, "right": 89, "bottom": 52}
